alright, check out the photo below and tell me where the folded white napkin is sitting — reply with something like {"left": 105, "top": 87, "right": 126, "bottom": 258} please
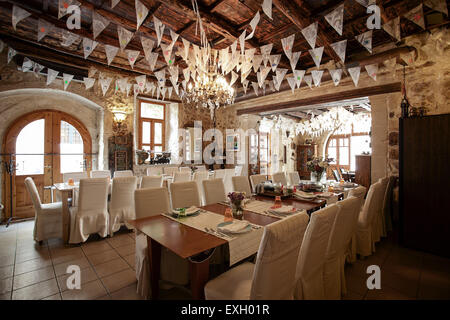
{"left": 172, "top": 206, "right": 199, "bottom": 215}
{"left": 269, "top": 205, "right": 296, "bottom": 214}
{"left": 295, "top": 191, "right": 316, "bottom": 199}
{"left": 218, "top": 220, "right": 249, "bottom": 233}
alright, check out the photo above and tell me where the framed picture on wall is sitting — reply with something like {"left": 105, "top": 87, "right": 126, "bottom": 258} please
{"left": 226, "top": 135, "right": 235, "bottom": 151}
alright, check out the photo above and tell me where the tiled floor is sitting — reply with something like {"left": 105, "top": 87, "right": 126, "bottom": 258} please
{"left": 1, "top": 220, "right": 449, "bottom": 300}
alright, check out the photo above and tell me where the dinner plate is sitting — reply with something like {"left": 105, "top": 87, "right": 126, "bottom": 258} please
{"left": 217, "top": 221, "right": 252, "bottom": 234}
{"left": 171, "top": 207, "right": 200, "bottom": 217}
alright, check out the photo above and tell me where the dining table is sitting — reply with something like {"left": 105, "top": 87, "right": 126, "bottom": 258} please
{"left": 53, "top": 182, "right": 79, "bottom": 244}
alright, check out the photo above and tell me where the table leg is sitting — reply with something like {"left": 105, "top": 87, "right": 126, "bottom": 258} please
{"left": 61, "top": 190, "right": 70, "bottom": 244}
{"left": 147, "top": 237, "right": 161, "bottom": 300}
{"left": 189, "top": 258, "right": 210, "bottom": 300}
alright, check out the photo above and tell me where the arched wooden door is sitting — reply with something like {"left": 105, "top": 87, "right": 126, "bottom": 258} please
{"left": 3, "top": 110, "right": 92, "bottom": 219}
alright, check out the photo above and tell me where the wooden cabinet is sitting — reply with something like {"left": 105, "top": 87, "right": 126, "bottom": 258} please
{"left": 355, "top": 155, "right": 371, "bottom": 189}
{"left": 296, "top": 145, "right": 317, "bottom": 180}
{"left": 399, "top": 114, "right": 450, "bottom": 257}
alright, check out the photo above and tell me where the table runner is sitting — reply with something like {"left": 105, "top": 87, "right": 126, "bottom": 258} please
{"left": 244, "top": 200, "right": 306, "bottom": 219}
{"left": 162, "top": 210, "right": 264, "bottom": 266}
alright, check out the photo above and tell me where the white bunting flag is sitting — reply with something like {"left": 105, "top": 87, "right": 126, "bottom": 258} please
{"left": 329, "top": 69, "right": 342, "bottom": 86}
{"left": 365, "top": 63, "right": 378, "bottom": 81}
{"left": 170, "top": 30, "right": 179, "bottom": 46}
{"left": 330, "top": 39, "right": 347, "bottom": 63}
{"left": 111, "top": 0, "right": 121, "bottom": 9}
{"left": 242, "top": 80, "right": 249, "bottom": 94}
{"left": 83, "top": 77, "right": 96, "bottom": 90}
{"left": 309, "top": 47, "right": 324, "bottom": 68}
{"left": 260, "top": 43, "right": 272, "bottom": 66}
{"left": 155, "top": 70, "right": 166, "bottom": 88}
{"left": 92, "top": 11, "right": 110, "bottom": 39}
{"left": 181, "top": 38, "right": 190, "bottom": 61}
{"left": 88, "top": 66, "right": 98, "bottom": 78}
{"left": 160, "top": 43, "right": 175, "bottom": 66}
{"left": 83, "top": 37, "right": 98, "bottom": 59}
{"left": 22, "top": 58, "right": 34, "bottom": 72}
{"left": 100, "top": 77, "right": 112, "bottom": 96}
{"left": 401, "top": 51, "right": 416, "bottom": 67}
{"left": 133, "top": 84, "right": 140, "bottom": 97}
{"left": 356, "top": 30, "right": 373, "bottom": 54}
{"left": 146, "top": 52, "right": 159, "bottom": 71}
{"left": 274, "top": 68, "right": 288, "bottom": 91}
{"left": 304, "top": 75, "right": 313, "bottom": 89}
{"left": 404, "top": 4, "right": 426, "bottom": 29}
{"left": 245, "top": 11, "right": 260, "bottom": 40}
{"left": 126, "top": 50, "right": 140, "bottom": 68}
{"left": 32, "top": 63, "right": 44, "bottom": 77}
{"left": 63, "top": 73, "right": 74, "bottom": 91}
{"left": 162, "top": 87, "right": 167, "bottom": 101}
{"left": 281, "top": 34, "right": 295, "bottom": 60}
{"left": 293, "top": 70, "right": 305, "bottom": 88}
{"left": 153, "top": 16, "right": 165, "bottom": 47}
{"left": 135, "top": 0, "right": 149, "bottom": 30}
{"left": 141, "top": 36, "right": 155, "bottom": 61}
{"left": 38, "top": 19, "right": 53, "bottom": 42}
{"left": 230, "top": 71, "right": 239, "bottom": 87}
{"left": 354, "top": 0, "right": 376, "bottom": 7}
{"left": 251, "top": 82, "right": 259, "bottom": 96}
{"left": 58, "top": 0, "right": 81, "bottom": 19}
{"left": 301, "top": 21, "right": 318, "bottom": 49}
{"left": 12, "top": 5, "right": 31, "bottom": 31}
{"left": 311, "top": 70, "right": 324, "bottom": 87}
{"left": 258, "top": 66, "right": 271, "bottom": 88}
{"left": 251, "top": 55, "right": 263, "bottom": 73}
{"left": 126, "top": 82, "right": 133, "bottom": 96}
{"left": 61, "top": 30, "right": 79, "bottom": 47}
{"left": 287, "top": 77, "right": 296, "bottom": 93}
{"left": 135, "top": 75, "right": 146, "bottom": 92}
{"left": 117, "top": 25, "right": 134, "bottom": 50}
{"left": 325, "top": 4, "right": 344, "bottom": 36}
{"left": 269, "top": 54, "right": 281, "bottom": 72}
{"left": 104, "top": 45, "right": 119, "bottom": 65}
{"left": 424, "top": 0, "right": 448, "bottom": 16}
{"left": 289, "top": 51, "right": 301, "bottom": 73}
{"left": 168, "top": 86, "right": 173, "bottom": 99}
{"left": 348, "top": 66, "right": 361, "bottom": 87}
{"left": 239, "top": 31, "right": 246, "bottom": 55}
{"left": 182, "top": 68, "right": 190, "bottom": 83}
{"left": 262, "top": 0, "right": 272, "bottom": 19}
{"left": 383, "top": 17, "right": 401, "bottom": 42}
{"left": 7, "top": 48, "right": 17, "bottom": 64}
{"left": 168, "top": 66, "right": 178, "bottom": 87}
{"left": 46, "top": 68, "right": 59, "bottom": 85}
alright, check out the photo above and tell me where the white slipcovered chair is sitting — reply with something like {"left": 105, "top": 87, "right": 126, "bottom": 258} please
{"left": 214, "top": 169, "right": 226, "bottom": 180}
{"left": 140, "top": 176, "right": 163, "bottom": 189}
{"left": 203, "top": 178, "right": 227, "bottom": 205}
{"left": 232, "top": 176, "right": 252, "bottom": 196}
{"left": 383, "top": 176, "right": 396, "bottom": 233}
{"left": 294, "top": 204, "right": 339, "bottom": 300}
{"left": 179, "top": 167, "right": 191, "bottom": 172}
{"left": 163, "top": 166, "right": 179, "bottom": 176}
{"left": 69, "top": 178, "right": 109, "bottom": 244}
{"left": 146, "top": 167, "right": 163, "bottom": 176}
{"left": 113, "top": 170, "right": 133, "bottom": 178}
{"left": 288, "top": 172, "right": 301, "bottom": 186}
{"left": 204, "top": 213, "right": 309, "bottom": 300}
{"left": 134, "top": 187, "right": 189, "bottom": 299}
{"left": 169, "top": 181, "right": 201, "bottom": 209}
{"left": 355, "top": 181, "right": 385, "bottom": 258}
{"left": 250, "top": 174, "right": 267, "bottom": 192}
{"left": 173, "top": 171, "right": 191, "bottom": 183}
{"left": 376, "top": 177, "right": 390, "bottom": 241}
{"left": 108, "top": 176, "right": 137, "bottom": 236}
{"left": 56, "top": 171, "right": 89, "bottom": 203}
{"left": 90, "top": 170, "right": 111, "bottom": 179}
{"left": 346, "top": 186, "right": 367, "bottom": 263}
{"left": 24, "top": 177, "right": 62, "bottom": 243}
{"left": 323, "top": 197, "right": 361, "bottom": 299}
{"left": 234, "top": 165, "right": 243, "bottom": 176}
{"left": 272, "top": 172, "right": 288, "bottom": 185}
{"left": 193, "top": 171, "right": 209, "bottom": 206}
{"left": 224, "top": 168, "right": 235, "bottom": 194}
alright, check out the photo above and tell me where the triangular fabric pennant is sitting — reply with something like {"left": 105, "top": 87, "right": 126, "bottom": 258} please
{"left": 401, "top": 51, "right": 416, "bottom": 67}
{"left": 83, "top": 37, "right": 98, "bottom": 59}
{"left": 92, "top": 11, "right": 110, "bottom": 39}
{"left": 325, "top": 4, "right": 344, "bottom": 36}
{"left": 424, "top": 0, "right": 448, "bottom": 16}
{"left": 181, "top": 38, "right": 190, "bottom": 61}
{"left": 330, "top": 39, "right": 347, "bottom": 63}
{"left": 301, "top": 21, "right": 318, "bottom": 49}
{"left": 239, "top": 31, "right": 246, "bottom": 55}
{"left": 126, "top": 49, "right": 140, "bottom": 68}
{"left": 117, "top": 25, "right": 134, "bottom": 50}
{"left": 230, "top": 71, "right": 239, "bottom": 86}
{"left": 250, "top": 55, "right": 262, "bottom": 73}
{"left": 354, "top": 0, "right": 376, "bottom": 7}
{"left": 161, "top": 87, "right": 167, "bottom": 101}
{"left": 155, "top": 70, "right": 166, "bottom": 88}
{"left": 170, "top": 29, "right": 179, "bottom": 45}
{"left": 7, "top": 48, "right": 17, "bottom": 64}
{"left": 168, "top": 66, "right": 179, "bottom": 87}
{"left": 304, "top": 75, "right": 313, "bottom": 89}
{"left": 133, "top": 84, "right": 140, "bottom": 97}
{"left": 293, "top": 70, "right": 305, "bottom": 88}
{"left": 258, "top": 66, "right": 271, "bottom": 88}
{"left": 168, "top": 86, "right": 173, "bottom": 99}
{"left": 126, "top": 82, "right": 133, "bottom": 96}
{"left": 147, "top": 52, "right": 159, "bottom": 71}
{"left": 58, "top": 0, "right": 81, "bottom": 19}
{"left": 22, "top": 58, "right": 34, "bottom": 72}
{"left": 242, "top": 80, "right": 249, "bottom": 94}
{"left": 32, "top": 63, "right": 44, "bottom": 77}
{"left": 135, "top": 0, "right": 149, "bottom": 30}
{"left": 383, "top": 17, "right": 401, "bottom": 42}
{"left": 38, "top": 19, "right": 53, "bottom": 42}
{"left": 61, "top": 30, "right": 79, "bottom": 47}
{"left": 111, "top": 0, "right": 121, "bottom": 9}
{"left": 12, "top": 5, "right": 31, "bottom": 31}
{"left": 348, "top": 66, "right": 361, "bottom": 86}
{"left": 289, "top": 51, "right": 301, "bottom": 73}
{"left": 404, "top": 4, "right": 426, "bottom": 29}
{"left": 88, "top": 66, "right": 97, "bottom": 78}
{"left": 309, "top": 47, "right": 324, "bottom": 68}
{"left": 262, "top": 0, "right": 272, "bottom": 20}
{"left": 245, "top": 11, "right": 260, "bottom": 40}
{"left": 269, "top": 54, "right": 281, "bottom": 72}
{"left": 182, "top": 68, "right": 190, "bottom": 83}
{"left": 104, "top": 45, "right": 119, "bottom": 65}
{"left": 311, "top": 70, "right": 324, "bottom": 87}
{"left": 275, "top": 68, "right": 288, "bottom": 90}
{"left": 355, "top": 30, "right": 373, "bottom": 54}
{"left": 141, "top": 36, "right": 155, "bottom": 61}
{"left": 244, "top": 48, "right": 256, "bottom": 63}
{"left": 63, "top": 74, "right": 74, "bottom": 90}
{"left": 100, "top": 77, "right": 112, "bottom": 96}
{"left": 135, "top": 75, "right": 146, "bottom": 92}
{"left": 83, "top": 77, "right": 96, "bottom": 90}
{"left": 365, "top": 63, "right": 378, "bottom": 81}
{"left": 181, "top": 80, "right": 187, "bottom": 92}
{"left": 329, "top": 69, "right": 343, "bottom": 86}
{"left": 46, "top": 68, "right": 59, "bottom": 85}
{"left": 281, "top": 34, "right": 295, "bottom": 60}
{"left": 153, "top": 16, "right": 165, "bottom": 47}
{"left": 251, "top": 82, "right": 259, "bottom": 96}
{"left": 260, "top": 43, "right": 273, "bottom": 66}
{"left": 160, "top": 43, "right": 175, "bottom": 66}
{"left": 287, "top": 77, "right": 296, "bottom": 93}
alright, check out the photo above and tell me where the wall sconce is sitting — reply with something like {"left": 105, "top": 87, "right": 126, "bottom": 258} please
{"left": 112, "top": 110, "right": 127, "bottom": 123}
{"left": 111, "top": 109, "right": 128, "bottom": 136}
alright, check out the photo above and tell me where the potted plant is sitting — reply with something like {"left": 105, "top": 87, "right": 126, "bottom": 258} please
{"left": 306, "top": 156, "right": 333, "bottom": 184}
{"left": 227, "top": 192, "right": 245, "bottom": 220}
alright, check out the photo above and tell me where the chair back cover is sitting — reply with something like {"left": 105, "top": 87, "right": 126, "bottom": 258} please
{"left": 348, "top": 186, "right": 367, "bottom": 211}
{"left": 214, "top": 169, "right": 226, "bottom": 180}
{"left": 203, "top": 178, "right": 227, "bottom": 205}
{"left": 63, "top": 171, "right": 88, "bottom": 183}
{"left": 78, "top": 178, "right": 109, "bottom": 215}
{"left": 170, "top": 181, "right": 201, "bottom": 209}
{"left": 163, "top": 166, "right": 179, "bottom": 176}
{"left": 90, "top": 170, "right": 111, "bottom": 179}
{"left": 140, "top": 176, "right": 163, "bottom": 189}
{"left": 250, "top": 213, "right": 309, "bottom": 300}
{"left": 234, "top": 165, "right": 243, "bottom": 176}
{"left": 193, "top": 171, "right": 209, "bottom": 205}
{"left": 173, "top": 171, "right": 191, "bottom": 182}
{"left": 295, "top": 204, "right": 340, "bottom": 299}
{"left": 224, "top": 169, "right": 235, "bottom": 194}
{"left": 179, "top": 167, "right": 191, "bottom": 172}
{"left": 24, "top": 177, "right": 42, "bottom": 210}
{"left": 272, "top": 172, "right": 288, "bottom": 186}
{"left": 135, "top": 187, "right": 171, "bottom": 219}
{"left": 358, "top": 181, "right": 383, "bottom": 229}
{"left": 232, "top": 176, "right": 252, "bottom": 196}
{"left": 288, "top": 172, "right": 301, "bottom": 186}
{"left": 250, "top": 174, "right": 267, "bottom": 192}
{"left": 113, "top": 170, "right": 133, "bottom": 178}
{"left": 109, "top": 177, "right": 137, "bottom": 233}
{"left": 146, "top": 167, "right": 163, "bottom": 176}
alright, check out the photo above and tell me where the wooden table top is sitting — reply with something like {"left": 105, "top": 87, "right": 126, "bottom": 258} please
{"left": 53, "top": 182, "right": 79, "bottom": 191}
{"left": 253, "top": 195, "right": 326, "bottom": 212}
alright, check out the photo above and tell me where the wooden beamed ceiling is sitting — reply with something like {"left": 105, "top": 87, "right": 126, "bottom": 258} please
{"left": 0, "top": 0, "right": 448, "bottom": 102}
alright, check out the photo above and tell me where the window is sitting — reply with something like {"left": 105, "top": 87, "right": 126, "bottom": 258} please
{"left": 138, "top": 100, "right": 166, "bottom": 154}
{"left": 60, "top": 121, "right": 84, "bottom": 173}
{"left": 15, "top": 119, "right": 45, "bottom": 176}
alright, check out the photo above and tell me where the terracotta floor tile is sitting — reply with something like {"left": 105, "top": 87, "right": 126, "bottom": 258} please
{"left": 0, "top": 265, "right": 14, "bottom": 280}
{"left": 86, "top": 249, "right": 120, "bottom": 266}
{"left": 61, "top": 279, "right": 107, "bottom": 300}
{"left": 107, "top": 234, "right": 134, "bottom": 249}
{"left": 381, "top": 269, "right": 419, "bottom": 298}
{"left": 12, "top": 278, "right": 59, "bottom": 300}
{"left": 123, "top": 254, "right": 135, "bottom": 270}
{"left": 0, "top": 254, "right": 15, "bottom": 268}
{"left": 0, "top": 292, "right": 11, "bottom": 300}
{"left": 53, "top": 256, "right": 90, "bottom": 276}
{"left": 365, "top": 285, "right": 416, "bottom": 300}
{"left": 42, "top": 293, "right": 62, "bottom": 300}
{"left": 58, "top": 266, "right": 98, "bottom": 292}
{"left": 115, "top": 244, "right": 135, "bottom": 257}
{"left": 345, "top": 274, "right": 368, "bottom": 297}
{"left": 81, "top": 241, "right": 112, "bottom": 255}
{"left": 101, "top": 268, "right": 137, "bottom": 294}
{"left": 109, "top": 283, "right": 144, "bottom": 300}
{"left": 14, "top": 257, "right": 52, "bottom": 275}
{"left": 51, "top": 249, "right": 85, "bottom": 266}
{"left": 0, "top": 277, "right": 13, "bottom": 295}
{"left": 15, "top": 247, "right": 50, "bottom": 264}
{"left": 94, "top": 258, "right": 130, "bottom": 278}
{"left": 418, "top": 269, "right": 450, "bottom": 300}
{"left": 13, "top": 266, "right": 55, "bottom": 290}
